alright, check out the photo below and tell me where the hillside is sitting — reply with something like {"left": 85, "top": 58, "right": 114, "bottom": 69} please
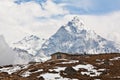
{"left": 0, "top": 53, "right": 120, "bottom": 80}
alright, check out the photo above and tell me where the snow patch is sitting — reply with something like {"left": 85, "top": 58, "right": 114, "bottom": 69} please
{"left": 53, "top": 67, "right": 66, "bottom": 72}
{"left": 73, "top": 64, "right": 104, "bottom": 77}
{"left": 0, "top": 64, "right": 29, "bottom": 75}
{"left": 21, "top": 71, "right": 31, "bottom": 77}
{"left": 110, "top": 57, "right": 120, "bottom": 61}
{"left": 40, "top": 73, "right": 78, "bottom": 80}
{"left": 61, "top": 60, "right": 79, "bottom": 64}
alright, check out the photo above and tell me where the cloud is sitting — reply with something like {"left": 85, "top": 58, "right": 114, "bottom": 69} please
{"left": 53, "top": 0, "right": 94, "bottom": 13}
{"left": 0, "top": 35, "right": 15, "bottom": 66}
{"left": 68, "top": 0, "right": 93, "bottom": 11}
{"left": 0, "top": 0, "right": 120, "bottom": 46}
{"left": 75, "top": 11, "right": 120, "bottom": 43}
{"left": 54, "top": 0, "right": 93, "bottom": 8}
{"left": 43, "top": 0, "right": 69, "bottom": 16}
{"left": 0, "top": 0, "right": 69, "bottom": 44}
{"left": 53, "top": 0, "right": 120, "bottom": 15}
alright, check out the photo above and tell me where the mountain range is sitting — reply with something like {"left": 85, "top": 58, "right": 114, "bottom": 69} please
{"left": 39, "top": 16, "right": 120, "bottom": 56}
{"left": 12, "top": 16, "right": 120, "bottom": 62}
{"left": 12, "top": 35, "right": 47, "bottom": 63}
{"left": 12, "top": 35, "right": 46, "bottom": 56}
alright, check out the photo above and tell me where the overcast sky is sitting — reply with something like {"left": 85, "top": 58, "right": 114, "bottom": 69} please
{"left": 0, "top": 0, "right": 120, "bottom": 45}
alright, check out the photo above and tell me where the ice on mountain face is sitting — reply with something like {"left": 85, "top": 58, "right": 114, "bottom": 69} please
{"left": 71, "top": 16, "right": 84, "bottom": 29}
{"left": 12, "top": 35, "right": 48, "bottom": 64}
{"left": 13, "top": 48, "right": 34, "bottom": 64}
{"left": 39, "top": 16, "right": 120, "bottom": 56}
{"left": 65, "top": 16, "right": 85, "bottom": 33}
{"left": 12, "top": 35, "right": 46, "bottom": 56}
{"left": 0, "top": 35, "right": 15, "bottom": 66}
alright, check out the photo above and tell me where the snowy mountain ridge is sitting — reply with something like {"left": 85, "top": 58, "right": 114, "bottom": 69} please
{"left": 12, "top": 35, "right": 46, "bottom": 56}
{"left": 12, "top": 16, "right": 120, "bottom": 61}
{"left": 38, "top": 16, "right": 120, "bottom": 56}
{"left": 12, "top": 35, "right": 49, "bottom": 63}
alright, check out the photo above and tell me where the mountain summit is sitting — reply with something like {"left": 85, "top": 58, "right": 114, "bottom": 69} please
{"left": 39, "top": 16, "right": 120, "bottom": 56}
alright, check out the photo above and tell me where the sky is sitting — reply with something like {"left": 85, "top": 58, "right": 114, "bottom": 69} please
{"left": 0, "top": 0, "right": 120, "bottom": 45}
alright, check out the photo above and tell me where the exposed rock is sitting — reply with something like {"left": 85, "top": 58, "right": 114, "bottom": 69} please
{"left": 64, "top": 66, "right": 77, "bottom": 75}
{"left": 39, "top": 76, "right": 45, "bottom": 80}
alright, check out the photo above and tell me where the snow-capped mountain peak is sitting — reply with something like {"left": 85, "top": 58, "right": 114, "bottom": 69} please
{"left": 64, "top": 16, "right": 85, "bottom": 34}
{"left": 22, "top": 35, "right": 40, "bottom": 41}
{"left": 71, "top": 16, "right": 84, "bottom": 27}
{"left": 11, "top": 16, "right": 120, "bottom": 63}
{"left": 12, "top": 35, "right": 46, "bottom": 56}
{"left": 11, "top": 35, "right": 48, "bottom": 64}
{"left": 39, "top": 16, "right": 120, "bottom": 56}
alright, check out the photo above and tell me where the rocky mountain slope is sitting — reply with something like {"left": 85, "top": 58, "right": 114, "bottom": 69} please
{"left": 0, "top": 53, "right": 120, "bottom": 80}
{"left": 39, "top": 16, "right": 120, "bottom": 56}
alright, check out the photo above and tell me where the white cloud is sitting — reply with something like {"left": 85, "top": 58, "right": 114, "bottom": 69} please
{"left": 0, "top": 0, "right": 120, "bottom": 46}
{"left": 0, "top": 35, "right": 15, "bottom": 66}
{"left": 43, "top": 0, "right": 69, "bottom": 16}
{"left": 58, "top": 0, "right": 94, "bottom": 11}
{"left": 0, "top": 0, "right": 69, "bottom": 45}
{"left": 77, "top": 0, "right": 93, "bottom": 11}
{"left": 75, "top": 11, "right": 120, "bottom": 43}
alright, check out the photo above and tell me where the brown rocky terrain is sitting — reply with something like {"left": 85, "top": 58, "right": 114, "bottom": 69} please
{"left": 0, "top": 53, "right": 120, "bottom": 80}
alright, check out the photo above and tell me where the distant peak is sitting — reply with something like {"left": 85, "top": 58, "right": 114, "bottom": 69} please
{"left": 30, "top": 35, "right": 39, "bottom": 39}
{"left": 22, "top": 35, "right": 40, "bottom": 41}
